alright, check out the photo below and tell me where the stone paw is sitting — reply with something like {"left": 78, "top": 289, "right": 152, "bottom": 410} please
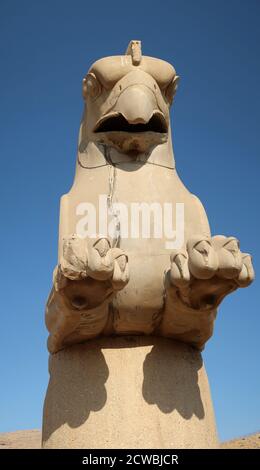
{"left": 54, "top": 235, "right": 129, "bottom": 309}
{"left": 168, "top": 235, "right": 254, "bottom": 310}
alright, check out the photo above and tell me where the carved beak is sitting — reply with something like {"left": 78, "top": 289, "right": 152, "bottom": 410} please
{"left": 94, "top": 85, "right": 168, "bottom": 134}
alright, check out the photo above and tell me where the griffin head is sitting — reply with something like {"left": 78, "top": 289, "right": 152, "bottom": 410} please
{"left": 80, "top": 40, "right": 179, "bottom": 155}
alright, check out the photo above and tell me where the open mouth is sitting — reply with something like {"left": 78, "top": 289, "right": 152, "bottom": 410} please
{"left": 94, "top": 112, "right": 168, "bottom": 134}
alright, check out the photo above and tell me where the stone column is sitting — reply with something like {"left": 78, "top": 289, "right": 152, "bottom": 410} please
{"left": 42, "top": 337, "right": 218, "bottom": 449}
{"left": 42, "top": 40, "right": 254, "bottom": 450}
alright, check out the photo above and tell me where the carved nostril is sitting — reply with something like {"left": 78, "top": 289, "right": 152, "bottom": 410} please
{"left": 71, "top": 296, "right": 88, "bottom": 309}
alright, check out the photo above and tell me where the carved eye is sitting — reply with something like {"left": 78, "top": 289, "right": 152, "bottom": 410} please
{"left": 165, "top": 75, "right": 180, "bottom": 104}
{"left": 82, "top": 73, "right": 102, "bottom": 100}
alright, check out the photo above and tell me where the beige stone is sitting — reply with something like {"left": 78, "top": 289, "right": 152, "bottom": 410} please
{"left": 42, "top": 40, "right": 254, "bottom": 449}
{"left": 45, "top": 40, "right": 254, "bottom": 354}
{"left": 42, "top": 337, "right": 218, "bottom": 449}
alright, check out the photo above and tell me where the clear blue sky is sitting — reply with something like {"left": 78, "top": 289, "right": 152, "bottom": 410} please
{"left": 0, "top": 0, "right": 259, "bottom": 442}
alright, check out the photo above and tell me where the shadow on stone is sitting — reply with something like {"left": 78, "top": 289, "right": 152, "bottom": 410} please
{"left": 42, "top": 342, "right": 109, "bottom": 443}
{"left": 142, "top": 340, "right": 205, "bottom": 419}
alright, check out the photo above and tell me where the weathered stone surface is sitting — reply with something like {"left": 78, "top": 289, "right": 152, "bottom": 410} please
{"left": 42, "top": 337, "right": 218, "bottom": 449}
{"left": 45, "top": 41, "right": 254, "bottom": 354}
{"left": 42, "top": 41, "right": 254, "bottom": 449}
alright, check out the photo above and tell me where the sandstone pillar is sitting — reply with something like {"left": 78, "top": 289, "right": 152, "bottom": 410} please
{"left": 42, "top": 337, "right": 218, "bottom": 449}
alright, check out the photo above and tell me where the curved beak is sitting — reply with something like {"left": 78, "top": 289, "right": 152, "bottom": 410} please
{"left": 115, "top": 85, "right": 158, "bottom": 124}
{"left": 94, "top": 85, "right": 168, "bottom": 134}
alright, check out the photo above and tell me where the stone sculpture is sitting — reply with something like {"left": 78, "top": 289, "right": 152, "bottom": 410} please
{"left": 42, "top": 41, "right": 254, "bottom": 449}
